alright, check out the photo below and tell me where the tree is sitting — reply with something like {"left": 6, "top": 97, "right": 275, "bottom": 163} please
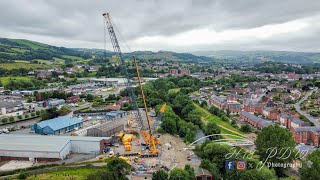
{"left": 27, "top": 98, "right": 32, "bottom": 103}
{"left": 31, "top": 112, "right": 35, "bottom": 117}
{"left": 9, "top": 116, "right": 14, "bottom": 122}
{"left": 169, "top": 168, "right": 189, "bottom": 180}
{"left": 200, "top": 101, "right": 207, "bottom": 108}
{"left": 17, "top": 115, "right": 22, "bottom": 120}
{"left": 240, "top": 124, "right": 252, "bottom": 133}
{"left": 25, "top": 114, "right": 29, "bottom": 119}
{"left": 36, "top": 110, "right": 40, "bottom": 116}
{"left": 300, "top": 149, "right": 320, "bottom": 179}
{"left": 106, "top": 158, "right": 133, "bottom": 179}
{"left": 86, "top": 94, "right": 94, "bottom": 102}
{"left": 1, "top": 118, "right": 8, "bottom": 124}
{"left": 200, "top": 159, "right": 221, "bottom": 179}
{"left": 40, "top": 107, "right": 59, "bottom": 121}
{"left": 58, "top": 106, "right": 71, "bottom": 116}
{"left": 184, "top": 164, "right": 195, "bottom": 180}
{"left": 205, "top": 122, "right": 221, "bottom": 140}
{"left": 255, "top": 125, "right": 297, "bottom": 176}
{"left": 152, "top": 170, "right": 168, "bottom": 180}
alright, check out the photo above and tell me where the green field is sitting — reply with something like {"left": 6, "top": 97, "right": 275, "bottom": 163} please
{"left": 52, "top": 57, "right": 65, "bottom": 64}
{"left": 0, "top": 76, "right": 32, "bottom": 86}
{"left": 26, "top": 168, "right": 101, "bottom": 180}
{"left": 0, "top": 63, "right": 54, "bottom": 69}
{"left": 193, "top": 102, "right": 244, "bottom": 136}
{"left": 10, "top": 39, "right": 47, "bottom": 49}
{"left": 11, "top": 47, "right": 29, "bottom": 53}
{"left": 14, "top": 60, "right": 30, "bottom": 63}
{"left": 62, "top": 55, "right": 84, "bottom": 60}
{"left": 0, "top": 51, "right": 16, "bottom": 56}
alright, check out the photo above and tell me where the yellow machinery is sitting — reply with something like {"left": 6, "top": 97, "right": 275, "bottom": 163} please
{"left": 133, "top": 55, "right": 158, "bottom": 155}
{"left": 103, "top": 13, "right": 159, "bottom": 156}
{"left": 160, "top": 103, "right": 166, "bottom": 113}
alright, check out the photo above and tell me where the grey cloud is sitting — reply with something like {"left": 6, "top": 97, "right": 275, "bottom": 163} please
{"left": 0, "top": 0, "right": 319, "bottom": 51}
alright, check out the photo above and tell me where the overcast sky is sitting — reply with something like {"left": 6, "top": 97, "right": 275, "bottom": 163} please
{"left": 0, "top": 0, "right": 320, "bottom": 52}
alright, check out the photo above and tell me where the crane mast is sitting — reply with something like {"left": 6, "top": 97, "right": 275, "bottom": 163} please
{"left": 133, "top": 55, "right": 157, "bottom": 154}
{"left": 102, "top": 13, "right": 144, "bottom": 129}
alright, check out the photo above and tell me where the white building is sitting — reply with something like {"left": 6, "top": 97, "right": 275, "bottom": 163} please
{"left": 0, "top": 135, "right": 111, "bottom": 161}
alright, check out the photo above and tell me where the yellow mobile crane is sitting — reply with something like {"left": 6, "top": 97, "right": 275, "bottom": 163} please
{"left": 103, "top": 13, "right": 158, "bottom": 156}
{"left": 133, "top": 56, "right": 157, "bottom": 155}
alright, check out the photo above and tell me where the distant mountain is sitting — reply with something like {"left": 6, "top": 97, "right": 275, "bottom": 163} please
{"left": 0, "top": 38, "right": 95, "bottom": 64}
{"left": 193, "top": 50, "right": 320, "bottom": 64}
{"left": 2, "top": 37, "right": 320, "bottom": 65}
{"left": 0, "top": 38, "right": 213, "bottom": 65}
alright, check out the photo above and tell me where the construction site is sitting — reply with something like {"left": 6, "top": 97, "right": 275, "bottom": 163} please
{"left": 93, "top": 13, "right": 200, "bottom": 177}
{"left": 0, "top": 12, "right": 200, "bottom": 177}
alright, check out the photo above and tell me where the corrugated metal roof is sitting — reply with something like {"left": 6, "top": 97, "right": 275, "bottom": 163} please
{"left": 0, "top": 135, "right": 69, "bottom": 152}
{"left": 36, "top": 116, "right": 82, "bottom": 131}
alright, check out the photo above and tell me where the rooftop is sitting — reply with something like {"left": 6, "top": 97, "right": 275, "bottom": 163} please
{"left": 0, "top": 101, "right": 23, "bottom": 109}
{"left": 241, "top": 111, "right": 272, "bottom": 127}
{"left": 36, "top": 116, "right": 82, "bottom": 131}
{"left": 0, "top": 135, "right": 111, "bottom": 152}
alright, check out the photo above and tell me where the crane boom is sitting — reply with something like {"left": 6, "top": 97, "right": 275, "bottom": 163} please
{"left": 102, "top": 13, "right": 144, "bottom": 129}
{"left": 133, "top": 55, "right": 157, "bottom": 154}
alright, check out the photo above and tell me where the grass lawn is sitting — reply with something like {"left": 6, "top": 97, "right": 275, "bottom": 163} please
{"left": 11, "top": 47, "right": 29, "bottom": 53}
{"left": 168, "top": 88, "right": 181, "bottom": 94}
{"left": 193, "top": 102, "right": 244, "bottom": 136}
{"left": 0, "top": 63, "right": 54, "bottom": 69}
{"left": 14, "top": 60, "right": 30, "bottom": 63}
{"left": 10, "top": 39, "right": 47, "bottom": 49}
{"left": 0, "top": 76, "right": 32, "bottom": 86}
{"left": 0, "top": 52, "right": 16, "bottom": 56}
{"left": 26, "top": 168, "right": 101, "bottom": 180}
{"left": 62, "top": 55, "right": 84, "bottom": 60}
{"left": 52, "top": 57, "right": 65, "bottom": 64}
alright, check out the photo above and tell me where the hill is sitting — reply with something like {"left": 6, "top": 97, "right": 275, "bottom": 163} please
{"left": 0, "top": 38, "right": 215, "bottom": 66}
{"left": 2, "top": 37, "right": 320, "bottom": 66}
{"left": 193, "top": 50, "right": 320, "bottom": 64}
{"left": 0, "top": 38, "right": 93, "bottom": 65}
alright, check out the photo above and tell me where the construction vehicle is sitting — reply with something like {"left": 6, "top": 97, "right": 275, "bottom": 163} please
{"left": 103, "top": 13, "right": 159, "bottom": 156}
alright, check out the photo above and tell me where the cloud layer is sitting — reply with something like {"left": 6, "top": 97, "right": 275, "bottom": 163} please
{"left": 0, "top": 0, "right": 319, "bottom": 52}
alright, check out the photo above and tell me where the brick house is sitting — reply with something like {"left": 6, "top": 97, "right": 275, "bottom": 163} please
{"left": 240, "top": 111, "right": 272, "bottom": 130}
{"left": 287, "top": 117, "right": 310, "bottom": 129}
{"left": 277, "top": 113, "right": 291, "bottom": 127}
{"left": 105, "top": 105, "right": 121, "bottom": 111}
{"left": 66, "top": 96, "right": 80, "bottom": 103}
{"left": 263, "top": 107, "right": 278, "bottom": 120}
{"left": 291, "top": 127, "right": 320, "bottom": 146}
{"left": 226, "top": 103, "right": 241, "bottom": 114}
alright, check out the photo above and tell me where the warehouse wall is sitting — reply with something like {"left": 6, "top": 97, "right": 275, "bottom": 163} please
{"left": 60, "top": 141, "right": 71, "bottom": 159}
{"left": 70, "top": 140, "right": 101, "bottom": 155}
{"left": 0, "top": 150, "right": 60, "bottom": 159}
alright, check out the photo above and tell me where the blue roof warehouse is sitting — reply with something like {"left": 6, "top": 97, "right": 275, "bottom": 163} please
{"left": 31, "top": 116, "right": 83, "bottom": 135}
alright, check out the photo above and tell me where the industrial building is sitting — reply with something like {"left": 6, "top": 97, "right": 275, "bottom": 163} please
{"left": 0, "top": 135, "right": 111, "bottom": 161}
{"left": 87, "top": 118, "right": 126, "bottom": 137}
{"left": 47, "top": 99, "right": 65, "bottom": 107}
{"left": 106, "top": 110, "right": 128, "bottom": 119}
{"left": 31, "top": 116, "right": 83, "bottom": 135}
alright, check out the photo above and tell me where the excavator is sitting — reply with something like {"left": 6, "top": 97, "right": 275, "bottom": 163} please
{"left": 102, "top": 13, "right": 161, "bottom": 157}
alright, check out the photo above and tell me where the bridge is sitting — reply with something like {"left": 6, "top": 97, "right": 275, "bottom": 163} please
{"left": 184, "top": 134, "right": 254, "bottom": 150}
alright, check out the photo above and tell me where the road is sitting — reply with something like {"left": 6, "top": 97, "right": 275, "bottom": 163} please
{"left": 0, "top": 117, "right": 41, "bottom": 129}
{"left": 294, "top": 87, "right": 320, "bottom": 126}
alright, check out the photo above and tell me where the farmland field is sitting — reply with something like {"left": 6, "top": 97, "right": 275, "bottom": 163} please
{"left": 0, "top": 76, "right": 32, "bottom": 86}
{"left": 0, "top": 63, "right": 54, "bottom": 69}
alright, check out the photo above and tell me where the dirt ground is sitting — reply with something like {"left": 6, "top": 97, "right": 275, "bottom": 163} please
{"left": 0, "top": 161, "right": 35, "bottom": 171}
